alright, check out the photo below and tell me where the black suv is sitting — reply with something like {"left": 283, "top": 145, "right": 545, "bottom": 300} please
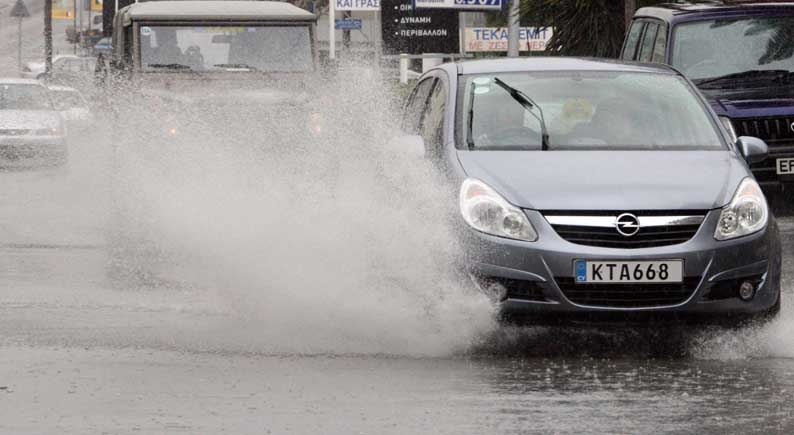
{"left": 622, "top": 1, "right": 794, "bottom": 189}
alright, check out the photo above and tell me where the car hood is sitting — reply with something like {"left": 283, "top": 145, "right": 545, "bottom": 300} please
{"left": 455, "top": 150, "right": 748, "bottom": 211}
{"left": 702, "top": 84, "right": 794, "bottom": 118}
{"left": 134, "top": 73, "right": 311, "bottom": 106}
{"left": 0, "top": 110, "right": 62, "bottom": 129}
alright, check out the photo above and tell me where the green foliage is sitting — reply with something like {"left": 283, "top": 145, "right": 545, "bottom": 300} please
{"left": 519, "top": 0, "right": 626, "bottom": 57}
{"left": 518, "top": 0, "right": 667, "bottom": 58}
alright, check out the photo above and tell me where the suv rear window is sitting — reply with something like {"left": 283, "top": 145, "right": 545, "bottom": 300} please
{"left": 671, "top": 16, "right": 794, "bottom": 81}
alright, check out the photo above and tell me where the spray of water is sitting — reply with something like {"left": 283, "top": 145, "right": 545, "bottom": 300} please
{"left": 103, "top": 67, "right": 495, "bottom": 356}
{"left": 690, "top": 252, "right": 794, "bottom": 360}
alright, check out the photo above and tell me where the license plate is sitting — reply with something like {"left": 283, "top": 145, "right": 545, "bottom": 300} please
{"left": 574, "top": 260, "right": 683, "bottom": 284}
{"left": 777, "top": 158, "right": 794, "bottom": 175}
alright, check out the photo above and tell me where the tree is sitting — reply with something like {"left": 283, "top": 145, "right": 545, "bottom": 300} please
{"left": 519, "top": 0, "right": 666, "bottom": 58}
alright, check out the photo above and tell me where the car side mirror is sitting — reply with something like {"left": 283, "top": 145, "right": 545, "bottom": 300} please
{"left": 388, "top": 134, "right": 425, "bottom": 159}
{"left": 737, "top": 136, "right": 768, "bottom": 165}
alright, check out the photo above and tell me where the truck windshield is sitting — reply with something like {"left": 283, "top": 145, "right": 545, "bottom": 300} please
{"left": 671, "top": 16, "right": 794, "bottom": 82}
{"left": 139, "top": 25, "right": 313, "bottom": 72}
{"left": 461, "top": 71, "right": 724, "bottom": 150}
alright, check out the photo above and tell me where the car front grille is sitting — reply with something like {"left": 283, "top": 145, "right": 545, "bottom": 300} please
{"left": 0, "top": 129, "right": 31, "bottom": 136}
{"left": 544, "top": 212, "right": 705, "bottom": 249}
{"left": 0, "top": 145, "right": 46, "bottom": 159}
{"left": 732, "top": 116, "right": 794, "bottom": 183}
{"left": 555, "top": 277, "right": 701, "bottom": 308}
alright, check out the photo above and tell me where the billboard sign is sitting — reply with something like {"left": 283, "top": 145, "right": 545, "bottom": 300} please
{"left": 464, "top": 27, "right": 553, "bottom": 52}
{"left": 382, "top": 0, "right": 459, "bottom": 55}
{"left": 335, "top": 18, "right": 363, "bottom": 30}
{"left": 52, "top": 0, "right": 74, "bottom": 19}
{"left": 413, "top": 0, "right": 503, "bottom": 11}
{"left": 335, "top": 0, "right": 380, "bottom": 11}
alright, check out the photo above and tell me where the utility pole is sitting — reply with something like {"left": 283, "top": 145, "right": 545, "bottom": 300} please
{"left": 45, "top": 0, "right": 53, "bottom": 73}
{"left": 10, "top": 0, "right": 31, "bottom": 74}
{"left": 507, "top": 0, "right": 520, "bottom": 57}
{"left": 342, "top": 10, "right": 351, "bottom": 51}
{"left": 329, "top": 0, "right": 336, "bottom": 60}
{"left": 73, "top": 0, "right": 78, "bottom": 53}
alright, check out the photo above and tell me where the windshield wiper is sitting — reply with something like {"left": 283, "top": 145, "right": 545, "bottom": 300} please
{"left": 492, "top": 77, "right": 550, "bottom": 150}
{"left": 467, "top": 80, "right": 476, "bottom": 150}
{"left": 695, "top": 70, "right": 792, "bottom": 87}
{"left": 147, "top": 63, "right": 192, "bottom": 70}
{"left": 213, "top": 63, "right": 259, "bottom": 71}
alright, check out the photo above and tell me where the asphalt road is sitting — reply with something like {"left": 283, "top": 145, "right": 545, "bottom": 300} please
{"left": 2, "top": 6, "right": 794, "bottom": 434}
{"left": 1, "top": 125, "right": 794, "bottom": 434}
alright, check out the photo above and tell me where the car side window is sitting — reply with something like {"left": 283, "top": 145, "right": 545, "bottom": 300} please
{"left": 652, "top": 24, "right": 668, "bottom": 63}
{"left": 69, "top": 59, "right": 83, "bottom": 72}
{"left": 82, "top": 59, "right": 95, "bottom": 72}
{"left": 54, "top": 59, "right": 69, "bottom": 71}
{"left": 402, "top": 78, "right": 435, "bottom": 134}
{"left": 638, "top": 22, "right": 659, "bottom": 62}
{"left": 622, "top": 21, "right": 645, "bottom": 60}
{"left": 420, "top": 79, "right": 447, "bottom": 159}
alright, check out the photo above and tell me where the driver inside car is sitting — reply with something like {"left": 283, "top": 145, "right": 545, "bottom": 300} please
{"left": 151, "top": 29, "right": 185, "bottom": 65}
{"left": 474, "top": 95, "right": 542, "bottom": 148}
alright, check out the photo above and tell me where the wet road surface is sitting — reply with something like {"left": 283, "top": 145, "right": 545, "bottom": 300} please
{"left": 1, "top": 132, "right": 794, "bottom": 434}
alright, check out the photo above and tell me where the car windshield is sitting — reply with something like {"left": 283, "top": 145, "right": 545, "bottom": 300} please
{"left": 671, "top": 16, "right": 794, "bottom": 81}
{"left": 461, "top": 71, "right": 723, "bottom": 150}
{"left": 0, "top": 84, "right": 53, "bottom": 110}
{"left": 139, "top": 24, "right": 314, "bottom": 72}
{"left": 50, "top": 90, "right": 86, "bottom": 110}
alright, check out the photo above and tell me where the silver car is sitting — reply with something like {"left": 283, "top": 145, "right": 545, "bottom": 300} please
{"left": 0, "top": 79, "right": 68, "bottom": 166}
{"left": 398, "top": 58, "right": 781, "bottom": 325}
{"left": 48, "top": 85, "right": 93, "bottom": 131}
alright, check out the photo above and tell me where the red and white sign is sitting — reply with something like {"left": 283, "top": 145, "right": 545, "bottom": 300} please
{"left": 464, "top": 27, "right": 553, "bottom": 52}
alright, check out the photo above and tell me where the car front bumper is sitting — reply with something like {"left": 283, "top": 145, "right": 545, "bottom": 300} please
{"left": 464, "top": 209, "right": 781, "bottom": 322}
{"left": 0, "top": 136, "right": 68, "bottom": 166}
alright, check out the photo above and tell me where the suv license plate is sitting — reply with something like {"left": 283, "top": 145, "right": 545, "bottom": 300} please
{"left": 777, "top": 158, "right": 794, "bottom": 175}
{"left": 574, "top": 260, "right": 683, "bottom": 284}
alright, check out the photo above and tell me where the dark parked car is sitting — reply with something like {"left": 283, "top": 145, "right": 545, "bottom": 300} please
{"left": 397, "top": 58, "right": 781, "bottom": 325}
{"left": 622, "top": 1, "right": 794, "bottom": 189}
{"left": 93, "top": 37, "right": 112, "bottom": 57}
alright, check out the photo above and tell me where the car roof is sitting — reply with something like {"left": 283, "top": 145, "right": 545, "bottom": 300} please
{"left": 121, "top": 1, "right": 316, "bottom": 23}
{"left": 454, "top": 57, "right": 677, "bottom": 76}
{"left": 0, "top": 78, "right": 46, "bottom": 86}
{"left": 636, "top": 2, "right": 794, "bottom": 21}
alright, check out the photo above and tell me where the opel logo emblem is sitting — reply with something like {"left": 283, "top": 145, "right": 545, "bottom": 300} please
{"left": 615, "top": 213, "right": 640, "bottom": 237}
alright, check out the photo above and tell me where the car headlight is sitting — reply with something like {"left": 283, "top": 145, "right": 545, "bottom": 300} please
{"left": 715, "top": 177, "right": 768, "bottom": 241}
{"left": 308, "top": 112, "right": 323, "bottom": 137}
{"left": 459, "top": 178, "right": 538, "bottom": 242}
{"left": 719, "top": 116, "right": 737, "bottom": 143}
{"left": 34, "top": 126, "right": 63, "bottom": 136}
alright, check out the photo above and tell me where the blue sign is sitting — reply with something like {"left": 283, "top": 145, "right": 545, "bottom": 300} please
{"left": 335, "top": 18, "right": 363, "bottom": 30}
{"left": 413, "top": 0, "right": 503, "bottom": 11}
{"left": 575, "top": 260, "right": 587, "bottom": 283}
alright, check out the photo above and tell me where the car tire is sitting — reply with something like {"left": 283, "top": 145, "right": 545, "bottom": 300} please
{"left": 758, "top": 290, "right": 781, "bottom": 323}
